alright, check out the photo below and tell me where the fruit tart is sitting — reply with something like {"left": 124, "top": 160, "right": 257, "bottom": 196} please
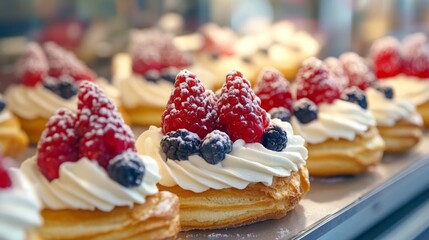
{"left": 289, "top": 57, "right": 385, "bottom": 177}
{"left": 112, "top": 29, "right": 215, "bottom": 126}
{"left": 5, "top": 42, "right": 127, "bottom": 144}
{"left": 370, "top": 33, "right": 429, "bottom": 126}
{"left": 20, "top": 81, "right": 180, "bottom": 240}
{"left": 0, "top": 156, "right": 42, "bottom": 240}
{"left": 340, "top": 52, "right": 423, "bottom": 153}
{"left": 136, "top": 69, "right": 309, "bottom": 230}
{"left": 0, "top": 95, "right": 28, "bottom": 158}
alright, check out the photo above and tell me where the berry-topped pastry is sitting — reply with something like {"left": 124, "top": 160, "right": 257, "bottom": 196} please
{"left": 112, "top": 29, "right": 216, "bottom": 126}
{"left": 0, "top": 155, "right": 42, "bottom": 240}
{"left": 0, "top": 95, "right": 28, "bottom": 158}
{"left": 20, "top": 81, "right": 180, "bottom": 240}
{"left": 5, "top": 42, "right": 126, "bottom": 144}
{"left": 288, "top": 57, "right": 385, "bottom": 176}
{"left": 137, "top": 69, "right": 309, "bottom": 230}
{"left": 370, "top": 33, "right": 429, "bottom": 126}
{"left": 340, "top": 52, "right": 423, "bottom": 153}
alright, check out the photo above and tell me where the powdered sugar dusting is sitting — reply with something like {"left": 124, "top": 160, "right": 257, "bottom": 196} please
{"left": 339, "top": 52, "right": 375, "bottom": 90}
{"left": 324, "top": 57, "right": 349, "bottom": 90}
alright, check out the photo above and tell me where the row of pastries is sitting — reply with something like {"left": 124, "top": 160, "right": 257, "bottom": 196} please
{"left": 0, "top": 25, "right": 429, "bottom": 239}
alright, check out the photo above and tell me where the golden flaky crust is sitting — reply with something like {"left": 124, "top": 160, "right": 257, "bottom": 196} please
{"left": 0, "top": 114, "right": 29, "bottom": 157}
{"left": 159, "top": 167, "right": 310, "bottom": 231}
{"left": 124, "top": 105, "right": 164, "bottom": 127}
{"left": 417, "top": 101, "right": 429, "bottom": 127}
{"left": 37, "top": 191, "right": 180, "bottom": 240}
{"left": 377, "top": 119, "right": 422, "bottom": 153}
{"left": 306, "top": 127, "right": 385, "bottom": 177}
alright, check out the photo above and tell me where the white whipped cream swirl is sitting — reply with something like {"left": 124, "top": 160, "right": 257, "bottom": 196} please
{"left": 366, "top": 87, "right": 422, "bottom": 127}
{"left": 384, "top": 75, "right": 429, "bottom": 106}
{"left": 21, "top": 156, "right": 160, "bottom": 212}
{"left": 291, "top": 99, "right": 376, "bottom": 144}
{"left": 136, "top": 119, "right": 308, "bottom": 193}
{"left": 0, "top": 168, "right": 42, "bottom": 240}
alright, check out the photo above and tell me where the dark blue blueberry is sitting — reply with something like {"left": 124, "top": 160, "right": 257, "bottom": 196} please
{"left": 43, "top": 77, "right": 77, "bottom": 99}
{"left": 161, "top": 67, "right": 180, "bottom": 84}
{"left": 210, "top": 53, "right": 220, "bottom": 60}
{"left": 293, "top": 98, "right": 318, "bottom": 124}
{"left": 372, "top": 84, "right": 394, "bottom": 99}
{"left": 0, "top": 100, "right": 5, "bottom": 113}
{"left": 262, "top": 125, "right": 288, "bottom": 152}
{"left": 145, "top": 70, "right": 161, "bottom": 83}
{"left": 269, "top": 107, "right": 291, "bottom": 122}
{"left": 341, "top": 87, "right": 368, "bottom": 109}
{"left": 242, "top": 56, "right": 253, "bottom": 64}
{"left": 200, "top": 130, "right": 232, "bottom": 164}
{"left": 161, "top": 129, "right": 201, "bottom": 161}
{"left": 107, "top": 150, "right": 145, "bottom": 188}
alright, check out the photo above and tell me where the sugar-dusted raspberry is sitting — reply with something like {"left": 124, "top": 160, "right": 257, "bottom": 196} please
{"left": 37, "top": 109, "right": 79, "bottom": 181}
{"left": 77, "top": 81, "right": 135, "bottom": 169}
{"left": 161, "top": 41, "right": 191, "bottom": 69}
{"left": 339, "top": 52, "right": 375, "bottom": 90}
{"left": 44, "top": 41, "right": 96, "bottom": 81}
{"left": 17, "top": 42, "right": 48, "bottom": 87}
{"left": 161, "top": 70, "right": 218, "bottom": 139}
{"left": 0, "top": 157, "right": 12, "bottom": 188}
{"left": 254, "top": 67, "right": 293, "bottom": 112}
{"left": 370, "top": 36, "right": 402, "bottom": 79}
{"left": 324, "top": 57, "right": 349, "bottom": 90}
{"left": 295, "top": 57, "right": 341, "bottom": 105}
{"left": 132, "top": 47, "right": 162, "bottom": 75}
{"left": 217, "top": 70, "right": 269, "bottom": 143}
{"left": 402, "top": 33, "right": 429, "bottom": 78}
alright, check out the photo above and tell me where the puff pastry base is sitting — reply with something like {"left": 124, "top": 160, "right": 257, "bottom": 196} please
{"left": 306, "top": 127, "right": 385, "bottom": 177}
{"left": 377, "top": 119, "right": 422, "bottom": 153}
{"left": 159, "top": 167, "right": 310, "bottom": 231}
{"left": 0, "top": 114, "right": 28, "bottom": 157}
{"left": 37, "top": 191, "right": 180, "bottom": 240}
{"left": 417, "top": 101, "right": 429, "bottom": 127}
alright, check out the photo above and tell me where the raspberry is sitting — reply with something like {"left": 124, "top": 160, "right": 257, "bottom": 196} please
{"left": 294, "top": 98, "right": 318, "bottom": 124}
{"left": 324, "top": 57, "right": 349, "bottom": 90}
{"left": 44, "top": 42, "right": 96, "bottom": 81}
{"left": 370, "top": 36, "right": 402, "bottom": 79}
{"left": 339, "top": 52, "right": 375, "bottom": 90}
{"left": 77, "top": 81, "right": 135, "bottom": 169}
{"left": 161, "top": 42, "right": 191, "bottom": 69}
{"left": 262, "top": 124, "right": 288, "bottom": 152}
{"left": 160, "top": 129, "right": 201, "bottom": 161}
{"left": 132, "top": 47, "right": 162, "bottom": 75}
{"left": 107, "top": 150, "right": 145, "bottom": 187}
{"left": 341, "top": 87, "right": 368, "bottom": 109}
{"left": 295, "top": 57, "right": 341, "bottom": 105}
{"left": 200, "top": 130, "right": 232, "bottom": 164}
{"left": 0, "top": 157, "right": 12, "bottom": 189}
{"left": 17, "top": 42, "right": 48, "bottom": 87}
{"left": 36, "top": 109, "right": 79, "bottom": 181}
{"left": 402, "top": 33, "right": 429, "bottom": 78}
{"left": 217, "top": 70, "right": 269, "bottom": 143}
{"left": 161, "top": 70, "right": 218, "bottom": 139}
{"left": 254, "top": 67, "right": 293, "bottom": 112}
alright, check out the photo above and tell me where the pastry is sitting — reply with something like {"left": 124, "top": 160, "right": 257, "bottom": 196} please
{"left": 0, "top": 95, "right": 28, "bottom": 158}
{"left": 370, "top": 33, "right": 429, "bottom": 126}
{"left": 137, "top": 69, "right": 309, "bottom": 230}
{"left": 340, "top": 52, "right": 423, "bottom": 152}
{"left": 0, "top": 156, "right": 42, "bottom": 240}
{"left": 290, "top": 57, "right": 385, "bottom": 177}
{"left": 5, "top": 42, "right": 127, "bottom": 144}
{"left": 112, "top": 29, "right": 215, "bottom": 126}
{"left": 20, "top": 81, "right": 180, "bottom": 240}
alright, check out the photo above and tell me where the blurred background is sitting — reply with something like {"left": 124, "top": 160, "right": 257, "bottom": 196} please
{"left": 1, "top": 0, "right": 429, "bottom": 89}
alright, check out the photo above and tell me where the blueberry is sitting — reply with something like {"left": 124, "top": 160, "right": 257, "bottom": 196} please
{"left": 293, "top": 98, "right": 318, "bottom": 124}
{"left": 107, "top": 150, "right": 145, "bottom": 188}
{"left": 43, "top": 77, "right": 77, "bottom": 99}
{"left": 341, "top": 86, "right": 368, "bottom": 109}
{"left": 210, "top": 53, "right": 220, "bottom": 60}
{"left": 200, "top": 130, "right": 232, "bottom": 164}
{"left": 161, "top": 129, "right": 201, "bottom": 160}
{"left": 0, "top": 100, "right": 5, "bottom": 113}
{"left": 372, "top": 84, "right": 394, "bottom": 99}
{"left": 161, "top": 67, "right": 180, "bottom": 84}
{"left": 269, "top": 107, "right": 291, "bottom": 122}
{"left": 262, "top": 125, "right": 288, "bottom": 152}
{"left": 145, "top": 70, "right": 161, "bottom": 83}
{"left": 242, "top": 56, "right": 253, "bottom": 64}
{"left": 258, "top": 48, "right": 269, "bottom": 55}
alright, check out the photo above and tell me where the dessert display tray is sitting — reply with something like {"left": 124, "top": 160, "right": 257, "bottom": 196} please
{"left": 17, "top": 129, "right": 429, "bottom": 240}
